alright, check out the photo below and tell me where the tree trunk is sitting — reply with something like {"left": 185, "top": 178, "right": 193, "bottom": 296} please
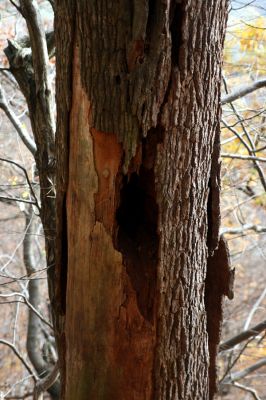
{"left": 55, "top": 1, "right": 230, "bottom": 399}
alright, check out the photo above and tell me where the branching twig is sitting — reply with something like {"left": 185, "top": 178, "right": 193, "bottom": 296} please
{"left": 9, "top": 0, "right": 22, "bottom": 13}
{"left": 221, "top": 153, "right": 266, "bottom": 162}
{"left": 0, "top": 195, "right": 37, "bottom": 205}
{"left": 222, "top": 79, "right": 266, "bottom": 105}
{"left": 5, "top": 393, "right": 34, "bottom": 400}
{"left": 0, "top": 84, "right": 36, "bottom": 155}
{"left": 0, "top": 158, "right": 40, "bottom": 210}
{"left": 0, "top": 339, "right": 37, "bottom": 380}
{"left": 222, "top": 77, "right": 266, "bottom": 191}
{"left": 33, "top": 362, "right": 59, "bottom": 400}
{"left": 244, "top": 288, "right": 266, "bottom": 330}
{"left": 222, "top": 117, "right": 252, "bottom": 151}
{"left": 221, "top": 224, "right": 266, "bottom": 235}
{"left": 219, "top": 320, "right": 266, "bottom": 352}
{"left": 220, "top": 337, "right": 254, "bottom": 384}
{"left": 232, "top": 382, "right": 261, "bottom": 400}
{"left": 0, "top": 293, "right": 53, "bottom": 329}
{"left": 223, "top": 358, "right": 266, "bottom": 384}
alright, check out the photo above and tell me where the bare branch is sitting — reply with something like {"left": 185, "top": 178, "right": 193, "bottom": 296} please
{"left": 221, "top": 153, "right": 266, "bottom": 162}
{"left": 221, "top": 110, "right": 266, "bottom": 131}
{"left": 221, "top": 118, "right": 252, "bottom": 151}
{"left": 221, "top": 224, "right": 266, "bottom": 235}
{"left": 240, "top": 20, "right": 266, "bottom": 30}
{"left": 244, "top": 288, "right": 266, "bottom": 330}
{"left": 219, "top": 320, "right": 266, "bottom": 352}
{"left": 5, "top": 393, "right": 34, "bottom": 400}
{"left": 33, "top": 362, "right": 59, "bottom": 400}
{"left": 231, "top": 0, "right": 256, "bottom": 12}
{"left": 221, "top": 108, "right": 266, "bottom": 192}
{"left": 0, "top": 157, "right": 40, "bottom": 210}
{"left": 0, "top": 339, "right": 37, "bottom": 380}
{"left": 232, "top": 382, "right": 262, "bottom": 400}
{"left": 222, "top": 79, "right": 266, "bottom": 105}
{"left": 220, "top": 337, "right": 253, "bottom": 384}
{"left": 20, "top": 0, "right": 55, "bottom": 139}
{"left": 0, "top": 84, "right": 36, "bottom": 155}
{"left": 0, "top": 195, "right": 37, "bottom": 205}
{"left": 223, "top": 358, "right": 266, "bottom": 384}
{"left": 0, "top": 293, "right": 53, "bottom": 329}
{"left": 9, "top": 0, "right": 22, "bottom": 13}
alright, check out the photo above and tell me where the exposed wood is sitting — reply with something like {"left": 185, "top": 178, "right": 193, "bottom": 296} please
{"left": 65, "top": 49, "right": 155, "bottom": 399}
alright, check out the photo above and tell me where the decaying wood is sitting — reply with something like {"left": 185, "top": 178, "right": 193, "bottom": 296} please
{"left": 55, "top": 1, "right": 229, "bottom": 399}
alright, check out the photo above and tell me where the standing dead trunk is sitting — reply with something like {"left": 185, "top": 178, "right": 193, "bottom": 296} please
{"left": 55, "top": 1, "right": 230, "bottom": 399}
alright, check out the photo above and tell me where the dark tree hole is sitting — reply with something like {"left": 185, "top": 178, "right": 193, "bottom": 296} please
{"left": 116, "top": 165, "right": 159, "bottom": 322}
{"left": 170, "top": 2, "right": 183, "bottom": 66}
{"left": 115, "top": 75, "right": 121, "bottom": 85}
{"left": 145, "top": 0, "right": 157, "bottom": 47}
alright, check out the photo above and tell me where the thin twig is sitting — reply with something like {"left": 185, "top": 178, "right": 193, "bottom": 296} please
{"left": 5, "top": 392, "right": 34, "bottom": 399}
{"left": 223, "top": 358, "right": 266, "bottom": 384}
{"left": 222, "top": 79, "right": 266, "bottom": 105}
{"left": 0, "top": 84, "right": 36, "bottom": 155}
{"left": 221, "top": 153, "right": 266, "bottom": 162}
{"left": 222, "top": 77, "right": 266, "bottom": 191}
{"left": 220, "top": 337, "right": 253, "bottom": 384}
{"left": 233, "top": 382, "right": 261, "bottom": 400}
{"left": 0, "top": 195, "right": 37, "bottom": 205}
{"left": 244, "top": 288, "right": 266, "bottom": 330}
{"left": 219, "top": 320, "right": 266, "bottom": 352}
{"left": 0, "top": 339, "right": 37, "bottom": 381}
{"left": 33, "top": 362, "right": 59, "bottom": 400}
{"left": 221, "top": 224, "right": 266, "bottom": 235}
{"left": 0, "top": 293, "right": 53, "bottom": 329}
{"left": 0, "top": 158, "right": 40, "bottom": 210}
{"left": 9, "top": 0, "right": 22, "bottom": 13}
{"left": 222, "top": 118, "right": 252, "bottom": 151}
{"left": 221, "top": 109, "right": 266, "bottom": 130}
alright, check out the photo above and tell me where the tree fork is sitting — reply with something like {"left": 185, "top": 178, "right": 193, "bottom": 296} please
{"left": 55, "top": 1, "right": 229, "bottom": 399}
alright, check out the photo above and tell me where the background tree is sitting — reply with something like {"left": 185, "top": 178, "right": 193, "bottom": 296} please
{"left": 0, "top": 1, "right": 59, "bottom": 398}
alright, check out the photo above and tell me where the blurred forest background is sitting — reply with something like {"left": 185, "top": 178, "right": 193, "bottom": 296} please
{"left": 0, "top": 0, "right": 265, "bottom": 399}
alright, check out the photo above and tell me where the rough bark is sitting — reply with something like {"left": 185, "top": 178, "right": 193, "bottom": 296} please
{"left": 55, "top": 1, "right": 229, "bottom": 399}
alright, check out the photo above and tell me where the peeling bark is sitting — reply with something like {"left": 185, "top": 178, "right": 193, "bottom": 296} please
{"left": 55, "top": 1, "right": 229, "bottom": 399}
{"left": 205, "top": 236, "right": 234, "bottom": 399}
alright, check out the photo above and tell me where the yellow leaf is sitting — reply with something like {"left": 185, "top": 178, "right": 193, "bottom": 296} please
{"left": 21, "top": 191, "right": 29, "bottom": 199}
